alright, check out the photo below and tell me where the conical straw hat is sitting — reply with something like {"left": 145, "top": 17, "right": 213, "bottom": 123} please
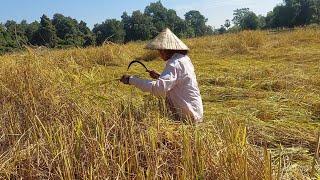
{"left": 146, "top": 28, "right": 189, "bottom": 51}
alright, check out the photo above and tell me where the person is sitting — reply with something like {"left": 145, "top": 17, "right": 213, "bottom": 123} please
{"left": 120, "top": 28, "right": 203, "bottom": 123}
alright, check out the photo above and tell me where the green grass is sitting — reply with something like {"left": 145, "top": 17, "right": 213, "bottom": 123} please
{"left": 0, "top": 27, "right": 320, "bottom": 179}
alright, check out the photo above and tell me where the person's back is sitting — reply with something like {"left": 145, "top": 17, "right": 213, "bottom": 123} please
{"left": 164, "top": 53, "right": 203, "bottom": 122}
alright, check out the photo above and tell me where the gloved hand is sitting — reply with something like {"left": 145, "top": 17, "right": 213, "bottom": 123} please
{"left": 120, "top": 75, "right": 131, "bottom": 85}
{"left": 148, "top": 70, "right": 160, "bottom": 79}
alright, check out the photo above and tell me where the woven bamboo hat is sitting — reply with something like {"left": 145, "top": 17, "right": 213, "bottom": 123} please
{"left": 146, "top": 28, "right": 189, "bottom": 51}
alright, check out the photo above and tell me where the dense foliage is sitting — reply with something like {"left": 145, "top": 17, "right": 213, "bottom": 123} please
{"left": 217, "top": 0, "right": 319, "bottom": 34}
{"left": 265, "top": 0, "right": 320, "bottom": 28}
{"left": 0, "top": 1, "right": 213, "bottom": 54}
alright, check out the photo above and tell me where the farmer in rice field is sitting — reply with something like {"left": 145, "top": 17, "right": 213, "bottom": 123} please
{"left": 120, "top": 28, "right": 203, "bottom": 123}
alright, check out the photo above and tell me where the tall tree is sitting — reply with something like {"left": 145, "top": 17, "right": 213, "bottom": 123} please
{"left": 78, "top": 21, "right": 95, "bottom": 47}
{"left": 4, "top": 20, "right": 29, "bottom": 47}
{"left": 266, "top": 0, "right": 320, "bottom": 28}
{"left": 311, "top": 0, "right": 320, "bottom": 23}
{"left": 185, "top": 10, "right": 208, "bottom": 37}
{"left": 145, "top": 1, "right": 195, "bottom": 37}
{"left": 166, "top": 9, "right": 186, "bottom": 36}
{"left": 233, "top": 8, "right": 260, "bottom": 30}
{"left": 258, "top": 15, "right": 267, "bottom": 29}
{"left": 121, "top": 11, "right": 155, "bottom": 42}
{"left": 232, "top": 8, "right": 250, "bottom": 26}
{"left": 144, "top": 1, "right": 168, "bottom": 34}
{"left": 241, "top": 12, "right": 260, "bottom": 30}
{"left": 0, "top": 23, "right": 17, "bottom": 53}
{"left": 25, "top": 21, "right": 40, "bottom": 43}
{"left": 177, "top": 22, "right": 196, "bottom": 38}
{"left": 78, "top": 21, "right": 91, "bottom": 35}
{"left": 31, "top": 15, "right": 57, "bottom": 47}
{"left": 224, "top": 19, "right": 231, "bottom": 29}
{"left": 294, "top": 0, "right": 314, "bottom": 25}
{"left": 52, "top": 13, "right": 84, "bottom": 46}
{"left": 93, "top": 19, "right": 125, "bottom": 45}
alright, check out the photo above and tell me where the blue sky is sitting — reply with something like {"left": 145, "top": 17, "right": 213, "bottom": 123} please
{"left": 0, "top": 0, "right": 282, "bottom": 29}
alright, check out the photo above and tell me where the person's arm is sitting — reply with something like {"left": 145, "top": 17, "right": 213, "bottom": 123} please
{"left": 129, "top": 65, "right": 178, "bottom": 97}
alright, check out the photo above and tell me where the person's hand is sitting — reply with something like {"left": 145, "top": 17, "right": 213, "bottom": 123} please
{"left": 120, "top": 75, "right": 131, "bottom": 85}
{"left": 148, "top": 70, "right": 160, "bottom": 79}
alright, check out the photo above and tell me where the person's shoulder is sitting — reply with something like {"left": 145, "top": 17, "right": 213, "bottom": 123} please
{"left": 168, "top": 53, "right": 189, "bottom": 65}
{"left": 171, "top": 53, "right": 189, "bottom": 60}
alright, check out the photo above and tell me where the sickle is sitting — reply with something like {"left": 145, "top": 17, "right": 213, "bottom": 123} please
{"left": 127, "top": 60, "right": 150, "bottom": 72}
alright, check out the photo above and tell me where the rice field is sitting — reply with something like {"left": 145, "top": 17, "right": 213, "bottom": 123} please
{"left": 1, "top": 28, "right": 320, "bottom": 179}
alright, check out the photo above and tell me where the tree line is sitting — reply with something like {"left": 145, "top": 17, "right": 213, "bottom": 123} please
{"left": 0, "top": 1, "right": 213, "bottom": 54}
{"left": 217, "top": 0, "right": 320, "bottom": 34}
{"left": 1, "top": 0, "right": 319, "bottom": 54}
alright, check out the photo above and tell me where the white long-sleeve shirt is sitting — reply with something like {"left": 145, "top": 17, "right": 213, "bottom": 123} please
{"left": 129, "top": 53, "right": 203, "bottom": 123}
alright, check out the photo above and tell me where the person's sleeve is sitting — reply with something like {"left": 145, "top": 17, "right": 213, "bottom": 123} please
{"left": 129, "top": 65, "right": 178, "bottom": 97}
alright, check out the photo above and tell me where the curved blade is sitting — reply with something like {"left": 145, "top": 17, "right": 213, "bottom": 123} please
{"left": 127, "top": 60, "right": 149, "bottom": 72}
